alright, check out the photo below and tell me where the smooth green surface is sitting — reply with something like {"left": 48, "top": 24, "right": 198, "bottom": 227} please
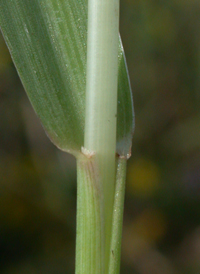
{"left": 76, "top": 156, "right": 127, "bottom": 274}
{"left": 84, "top": 0, "right": 119, "bottom": 152}
{"left": 76, "top": 156, "right": 104, "bottom": 274}
{"left": 0, "top": 0, "right": 134, "bottom": 158}
{"left": 84, "top": 0, "right": 120, "bottom": 271}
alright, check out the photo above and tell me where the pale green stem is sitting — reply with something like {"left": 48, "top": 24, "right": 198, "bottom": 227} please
{"left": 84, "top": 0, "right": 120, "bottom": 272}
{"left": 109, "top": 157, "right": 127, "bottom": 274}
{"left": 76, "top": 156, "right": 104, "bottom": 274}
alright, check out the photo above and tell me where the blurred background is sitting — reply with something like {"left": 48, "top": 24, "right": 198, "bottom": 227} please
{"left": 0, "top": 0, "right": 200, "bottom": 273}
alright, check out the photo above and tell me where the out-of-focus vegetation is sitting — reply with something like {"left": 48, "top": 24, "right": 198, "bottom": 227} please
{"left": 0, "top": 0, "right": 199, "bottom": 273}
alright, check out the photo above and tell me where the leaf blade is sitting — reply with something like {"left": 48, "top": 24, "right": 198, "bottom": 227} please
{"left": 0, "top": 0, "right": 134, "bottom": 157}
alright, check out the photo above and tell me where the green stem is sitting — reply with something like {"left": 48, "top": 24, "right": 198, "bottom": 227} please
{"left": 76, "top": 155, "right": 104, "bottom": 274}
{"left": 84, "top": 0, "right": 120, "bottom": 272}
{"left": 109, "top": 157, "right": 127, "bottom": 274}
{"left": 76, "top": 156, "right": 127, "bottom": 274}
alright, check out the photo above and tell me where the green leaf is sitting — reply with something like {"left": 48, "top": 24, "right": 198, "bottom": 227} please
{"left": 0, "top": 0, "right": 134, "bottom": 157}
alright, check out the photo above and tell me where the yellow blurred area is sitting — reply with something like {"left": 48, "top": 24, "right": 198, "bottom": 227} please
{"left": 122, "top": 208, "right": 168, "bottom": 270}
{"left": 132, "top": 208, "right": 167, "bottom": 244}
{"left": 127, "top": 158, "right": 160, "bottom": 197}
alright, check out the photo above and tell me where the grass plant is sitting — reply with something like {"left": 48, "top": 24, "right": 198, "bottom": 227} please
{"left": 0, "top": 0, "right": 134, "bottom": 273}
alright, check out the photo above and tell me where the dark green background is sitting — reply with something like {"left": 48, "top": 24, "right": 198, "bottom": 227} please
{"left": 0, "top": 0, "right": 200, "bottom": 273}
